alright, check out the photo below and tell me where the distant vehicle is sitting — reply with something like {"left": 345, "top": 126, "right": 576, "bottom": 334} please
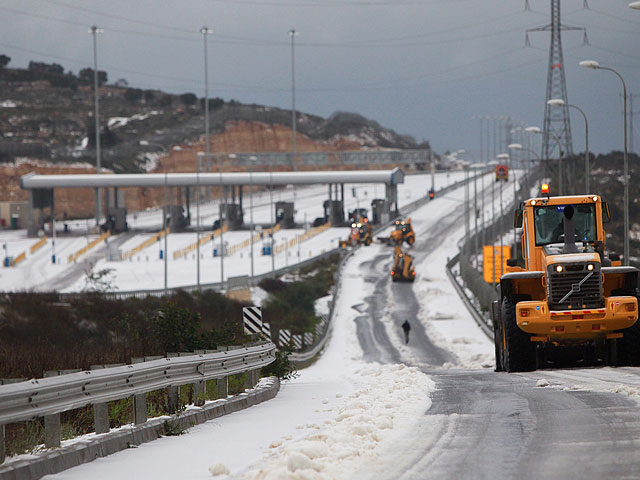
{"left": 495, "top": 164, "right": 509, "bottom": 182}
{"left": 348, "top": 208, "right": 368, "bottom": 223}
{"left": 391, "top": 246, "right": 415, "bottom": 282}
{"left": 381, "top": 218, "right": 415, "bottom": 246}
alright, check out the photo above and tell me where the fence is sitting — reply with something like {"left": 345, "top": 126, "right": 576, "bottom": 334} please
{"left": 172, "top": 224, "right": 228, "bottom": 260}
{"left": 0, "top": 342, "right": 276, "bottom": 468}
{"left": 123, "top": 228, "right": 169, "bottom": 260}
{"left": 68, "top": 231, "right": 111, "bottom": 263}
{"left": 273, "top": 223, "right": 332, "bottom": 256}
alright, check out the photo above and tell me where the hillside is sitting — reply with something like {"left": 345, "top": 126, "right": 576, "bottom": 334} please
{"left": 0, "top": 60, "right": 431, "bottom": 175}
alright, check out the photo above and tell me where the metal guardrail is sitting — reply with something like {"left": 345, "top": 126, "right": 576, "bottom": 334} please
{"left": 0, "top": 343, "right": 275, "bottom": 425}
{"left": 445, "top": 253, "right": 493, "bottom": 339}
{"left": 0, "top": 342, "right": 276, "bottom": 466}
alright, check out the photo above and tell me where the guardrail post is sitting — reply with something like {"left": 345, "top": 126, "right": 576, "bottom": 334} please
{"left": 43, "top": 371, "right": 61, "bottom": 448}
{"left": 244, "top": 369, "right": 259, "bottom": 390}
{"left": 168, "top": 386, "right": 179, "bottom": 413}
{"left": 133, "top": 394, "right": 147, "bottom": 425}
{"left": 93, "top": 403, "right": 109, "bottom": 435}
{"left": 1, "top": 424, "right": 5, "bottom": 464}
{"left": 193, "top": 380, "right": 205, "bottom": 407}
{"left": 131, "top": 358, "right": 147, "bottom": 425}
{"left": 217, "top": 376, "right": 228, "bottom": 398}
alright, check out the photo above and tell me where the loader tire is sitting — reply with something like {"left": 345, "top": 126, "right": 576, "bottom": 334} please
{"left": 493, "top": 309, "right": 504, "bottom": 372}
{"left": 501, "top": 295, "right": 536, "bottom": 372}
{"left": 619, "top": 312, "right": 640, "bottom": 366}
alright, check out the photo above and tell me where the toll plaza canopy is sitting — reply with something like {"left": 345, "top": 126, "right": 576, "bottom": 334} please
{"left": 20, "top": 168, "right": 405, "bottom": 189}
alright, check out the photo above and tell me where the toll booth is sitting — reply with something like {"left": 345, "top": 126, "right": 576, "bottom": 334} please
{"left": 220, "top": 203, "right": 243, "bottom": 230}
{"left": 103, "top": 188, "right": 128, "bottom": 233}
{"left": 323, "top": 200, "right": 344, "bottom": 226}
{"left": 371, "top": 199, "right": 390, "bottom": 224}
{"left": 168, "top": 205, "right": 189, "bottom": 232}
{"left": 275, "top": 201, "right": 295, "bottom": 228}
{"left": 102, "top": 207, "right": 128, "bottom": 233}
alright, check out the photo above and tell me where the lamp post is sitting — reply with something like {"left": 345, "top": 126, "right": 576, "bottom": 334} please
{"left": 580, "top": 60, "right": 629, "bottom": 265}
{"left": 140, "top": 141, "right": 172, "bottom": 293}
{"left": 525, "top": 126, "right": 564, "bottom": 194}
{"left": 509, "top": 142, "right": 540, "bottom": 197}
{"left": 249, "top": 155, "right": 257, "bottom": 278}
{"left": 89, "top": 25, "right": 103, "bottom": 226}
{"left": 289, "top": 29, "right": 299, "bottom": 201}
{"left": 200, "top": 27, "right": 213, "bottom": 200}
{"left": 548, "top": 98, "right": 590, "bottom": 193}
{"left": 497, "top": 153, "right": 511, "bottom": 267}
{"left": 270, "top": 158, "right": 275, "bottom": 274}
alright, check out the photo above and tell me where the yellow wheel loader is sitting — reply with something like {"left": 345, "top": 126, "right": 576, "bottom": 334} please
{"left": 493, "top": 184, "right": 639, "bottom": 372}
{"left": 381, "top": 218, "right": 416, "bottom": 246}
{"left": 391, "top": 246, "right": 416, "bottom": 282}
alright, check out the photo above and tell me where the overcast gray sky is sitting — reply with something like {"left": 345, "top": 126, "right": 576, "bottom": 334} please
{"left": 1, "top": 0, "right": 639, "bottom": 158}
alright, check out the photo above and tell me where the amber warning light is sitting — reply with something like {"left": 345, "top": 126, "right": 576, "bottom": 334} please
{"left": 541, "top": 184, "right": 550, "bottom": 196}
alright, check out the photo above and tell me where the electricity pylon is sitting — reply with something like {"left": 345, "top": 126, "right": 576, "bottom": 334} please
{"left": 526, "top": 0, "right": 587, "bottom": 194}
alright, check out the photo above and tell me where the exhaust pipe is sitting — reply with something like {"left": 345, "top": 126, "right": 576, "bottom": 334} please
{"left": 562, "top": 205, "right": 578, "bottom": 254}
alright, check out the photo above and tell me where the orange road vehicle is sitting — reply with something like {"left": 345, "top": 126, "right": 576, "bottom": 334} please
{"left": 391, "top": 246, "right": 415, "bottom": 282}
{"left": 493, "top": 184, "right": 639, "bottom": 372}
{"left": 495, "top": 164, "right": 509, "bottom": 182}
{"left": 388, "top": 218, "right": 415, "bottom": 246}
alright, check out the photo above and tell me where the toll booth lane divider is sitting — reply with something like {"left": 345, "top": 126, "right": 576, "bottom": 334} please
{"left": 68, "top": 231, "right": 111, "bottom": 264}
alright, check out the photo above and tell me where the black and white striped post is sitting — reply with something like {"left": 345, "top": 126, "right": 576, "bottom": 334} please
{"left": 279, "top": 329, "right": 292, "bottom": 347}
{"left": 243, "top": 306, "right": 262, "bottom": 336}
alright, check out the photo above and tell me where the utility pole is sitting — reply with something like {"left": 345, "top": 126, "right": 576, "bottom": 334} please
{"left": 289, "top": 29, "right": 299, "bottom": 202}
{"left": 89, "top": 25, "right": 103, "bottom": 226}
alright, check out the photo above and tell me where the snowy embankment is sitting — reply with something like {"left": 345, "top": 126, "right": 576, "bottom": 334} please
{"left": 48, "top": 239, "right": 434, "bottom": 480}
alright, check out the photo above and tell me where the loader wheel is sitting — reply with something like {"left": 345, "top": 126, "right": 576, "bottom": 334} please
{"left": 619, "top": 315, "right": 640, "bottom": 366}
{"left": 493, "top": 312, "right": 504, "bottom": 372}
{"left": 501, "top": 295, "right": 536, "bottom": 372}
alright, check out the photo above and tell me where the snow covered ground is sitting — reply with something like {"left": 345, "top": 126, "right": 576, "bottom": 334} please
{"left": 44, "top": 173, "right": 503, "bottom": 480}
{"left": 0, "top": 171, "right": 468, "bottom": 292}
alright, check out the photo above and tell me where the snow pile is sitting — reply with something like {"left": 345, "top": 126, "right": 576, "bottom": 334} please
{"left": 536, "top": 378, "right": 550, "bottom": 388}
{"left": 209, "top": 463, "right": 230, "bottom": 476}
{"left": 241, "top": 363, "right": 433, "bottom": 480}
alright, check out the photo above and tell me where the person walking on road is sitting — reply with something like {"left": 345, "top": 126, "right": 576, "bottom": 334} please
{"left": 401, "top": 319, "right": 411, "bottom": 344}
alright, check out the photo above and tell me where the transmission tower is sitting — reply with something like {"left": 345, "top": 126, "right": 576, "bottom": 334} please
{"left": 526, "top": 0, "right": 587, "bottom": 194}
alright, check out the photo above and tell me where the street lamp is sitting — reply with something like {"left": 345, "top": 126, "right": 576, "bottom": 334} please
{"left": 548, "top": 98, "right": 590, "bottom": 193}
{"left": 89, "top": 25, "right": 103, "bottom": 226}
{"left": 580, "top": 59, "right": 630, "bottom": 265}
{"left": 140, "top": 140, "right": 171, "bottom": 293}
{"left": 497, "top": 153, "right": 511, "bottom": 267}
{"left": 201, "top": 27, "right": 213, "bottom": 200}
{"left": 249, "top": 155, "right": 257, "bottom": 278}
{"left": 525, "top": 126, "right": 564, "bottom": 194}
{"left": 630, "top": 1, "right": 640, "bottom": 8}
{"left": 289, "top": 29, "right": 299, "bottom": 202}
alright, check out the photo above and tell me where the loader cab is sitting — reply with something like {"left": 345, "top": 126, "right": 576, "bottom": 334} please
{"left": 516, "top": 190, "right": 609, "bottom": 273}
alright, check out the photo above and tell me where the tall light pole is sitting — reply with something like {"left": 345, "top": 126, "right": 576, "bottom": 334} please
{"left": 289, "top": 29, "right": 299, "bottom": 202}
{"left": 548, "top": 98, "right": 590, "bottom": 193}
{"left": 201, "top": 27, "right": 213, "bottom": 201}
{"left": 269, "top": 159, "right": 275, "bottom": 274}
{"left": 140, "top": 141, "right": 171, "bottom": 293}
{"left": 526, "top": 126, "right": 564, "bottom": 194}
{"left": 89, "top": 25, "right": 103, "bottom": 226}
{"left": 249, "top": 155, "right": 257, "bottom": 278}
{"left": 580, "top": 60, "right": 629, "bottom": 265}
{"left": 497, "top": 153, "right": 511, "bottom": 266}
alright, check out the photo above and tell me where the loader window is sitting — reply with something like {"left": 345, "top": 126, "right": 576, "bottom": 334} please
{"left": 534, "top": 204, "right": 597, "bottom": 246}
